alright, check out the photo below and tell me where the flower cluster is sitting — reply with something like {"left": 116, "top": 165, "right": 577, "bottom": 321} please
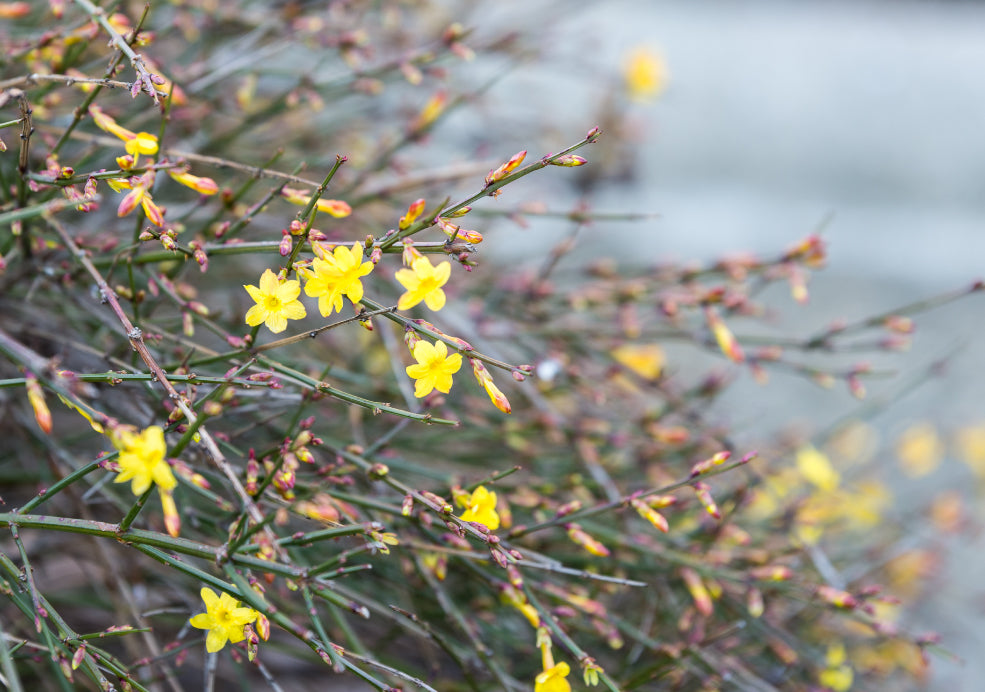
{"left": 301, "top": 242, "right": 374, "bottom": 316}
{"left": 89, "top": 106, "right": 217, "bottom": 229}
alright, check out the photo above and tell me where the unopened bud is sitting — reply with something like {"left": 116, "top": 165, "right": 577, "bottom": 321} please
{"left": 25, "top": 372, "right": 52, "bottom": 434}
{"left": 399, "top": 198, "right": 426, "bottom": 230}
{"left": 549, "top": 154, "right": 587, "bottom": 167}
{"left": 485, "top": 150, "right": 526, "bottom": 187}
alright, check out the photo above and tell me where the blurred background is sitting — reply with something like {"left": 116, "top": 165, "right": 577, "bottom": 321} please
{"left": 465, "top": 1, "right": 985, "bottom": 688}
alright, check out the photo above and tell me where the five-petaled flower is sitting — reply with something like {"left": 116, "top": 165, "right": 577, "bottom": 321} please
{"left": 301, "top": 242, "right": 374, "bottom": 316}
{"left": 111, "top": 425, "right": 176, "bottom": 496}
{"left": 458, "top": 485, "right": 500, "bottom": 530}
{"left": 244, "top": 269, "right": 307, "bottom": 333}
{"left": 395, "top": 256, "right": 451, "bottom": 311}
{"left": 406, "top": 340, "right": 462, "bottom": 398}
{"left": 189, "top": 587, "right": 258, "bottom": 653}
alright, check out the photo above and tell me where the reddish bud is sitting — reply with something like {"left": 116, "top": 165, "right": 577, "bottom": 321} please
{"left": 485, "top": 150, "right": 527, "bottom": 187}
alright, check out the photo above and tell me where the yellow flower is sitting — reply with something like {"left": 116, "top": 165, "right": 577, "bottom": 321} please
{"left": 301, "top": 243, "right": 374, "bottom": 316}
{"left": 819, "top": 644, "right": 854, "bottom": 691}
{"left": 458, "top": 485, "right": 500, "bottom": 530}
{"left": 535, "top": 662, "right": 571, "bottom": 692}
{"left": 111, "top": 425, "right": 176, "bottom": 495}
{"left": 796, "top": 445, "right": 840, "bottom": 491}
{"left": 896, "top": 422, "right": 943, "bottom": 477}
{"left": 89, "top": 105, "right": 159, "bottom": 167}
{"left": 611, "top": 343, "right": 664, "bottom": 380}
{"left": 406, "top": 340, "right": 462, "bottom": 398}
{"left": 623, "top": 47, "right": 667, "bottom": 102}
{"left": 244, "top": 269, "right": 307, "bottom": 333}
{"left": 189, "top": 587, "right": 258, "bottom": 653}
{"left": 395, "top": 257, "right": 451, "bottom": 311}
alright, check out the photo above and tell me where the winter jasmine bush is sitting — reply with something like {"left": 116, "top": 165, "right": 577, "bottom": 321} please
{"left": 0, "top": 1, "right": 981, "bottom": 691}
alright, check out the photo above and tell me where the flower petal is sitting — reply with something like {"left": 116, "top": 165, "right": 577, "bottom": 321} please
{"left": 424, "top": 288, "right": 447, "bottom": 311}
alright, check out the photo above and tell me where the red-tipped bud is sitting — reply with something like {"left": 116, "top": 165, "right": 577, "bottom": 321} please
{"left": 704, "top": 306, "right": 745, "bottom": 363}
{"left": 401, "top": 239, "right": 425, "bottom": 266}
{"left": 681, "top": 567, "right": 713, "bottom": 616}
{"left": 443, "top": 205, "right": 471, "bottom": 218}
{"left": 399, "top": 198, "right": 426, "bottom": 230}
{"left": 631, "top": 498, "right": 669, "bottom": 533}
{"left": 692, "top": 481, "right": 721, "bottom": 519}
{"left": 25, "top": 372, "right": 52, "bottom": 434}
{"left": 817, "top": 585, "right": 858, "bottom": 609}
{"left": 747, "top": 587, "right": 765, "bottom": 618}
{"left": 566, "top": 523, "right": 610, "bottom": 556}
{"left": 436, "top": 216, "right": 483, "bottom": 244}
{"left": 485, "top": 150, "right": 526, "bottom": 187}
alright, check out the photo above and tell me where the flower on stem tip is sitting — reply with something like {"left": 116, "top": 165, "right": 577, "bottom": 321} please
{"left": 536, "top": 638, "right": 571, "bottom": 692}
{"left": 536, "top": 662, "right": 571, "bottom": 692}
{"left": 301, "top": 242, "right": 374, "bottom": 316}
{"left": 406, "top": 340, "right": 462, "bottom": 398}
{"left": 111, "top": 425, "right": 176, "bottom": 496}
{"left": 244, "top": 269, "right": 306, "bottom": 333}
{"left": 457, "top": 485, "right": 500, "bottom": 530}
{"left": 89, "top": 105, "right": 159, "bottom": 166}
{"left": 189, "top": 587, "right": 258, "bottom": 653}
{"left": 395, "top": 256, "right": 451, "bottom": 311}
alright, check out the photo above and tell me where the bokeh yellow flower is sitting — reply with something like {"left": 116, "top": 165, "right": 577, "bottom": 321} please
{"left": 623, "top": 47, "right": 667, "bottom": 102}
{"left": 611, "top": 343, "right": 664, "bottom": 380}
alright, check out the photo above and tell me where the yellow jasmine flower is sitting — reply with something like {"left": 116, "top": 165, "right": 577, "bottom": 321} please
{"left": 896, "top": 422, "right": 944, "bottom": 478}
{"left": 89, "top": 105, "right": 159, "bottom": 166}
{"left": 535, "top": 662, "right": 571, "bottom": 692}
{"left": 796, "top": 445, "right": 840, "bottom": 492}
{"left": 623, "top": 47, "right": 667, "bottom": 102}
{"left": 395, "top": 256, "right": 451, "bottom": 311}
{"left": 458, "top": 485, "right": 500, "bottom": 530}
{"left": 611, "top": 343, "right": 665, "bottom": 380}
{"left": 819, "top": 644, "right": 854, "bottom": 691}
{"left": 406, "top": 340, "right": 462, "bottom": 398}
{"left": 111, "top": 425, "right": 176, "bottom": 495}
{"left": 189, "top": 587, "right": 258, "bottom": 653}
{"left": 244, "top": 269, "right": 307, "bottom": 333}
{"left": 301, "top": 242, "right": 374, "bottom": 316}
